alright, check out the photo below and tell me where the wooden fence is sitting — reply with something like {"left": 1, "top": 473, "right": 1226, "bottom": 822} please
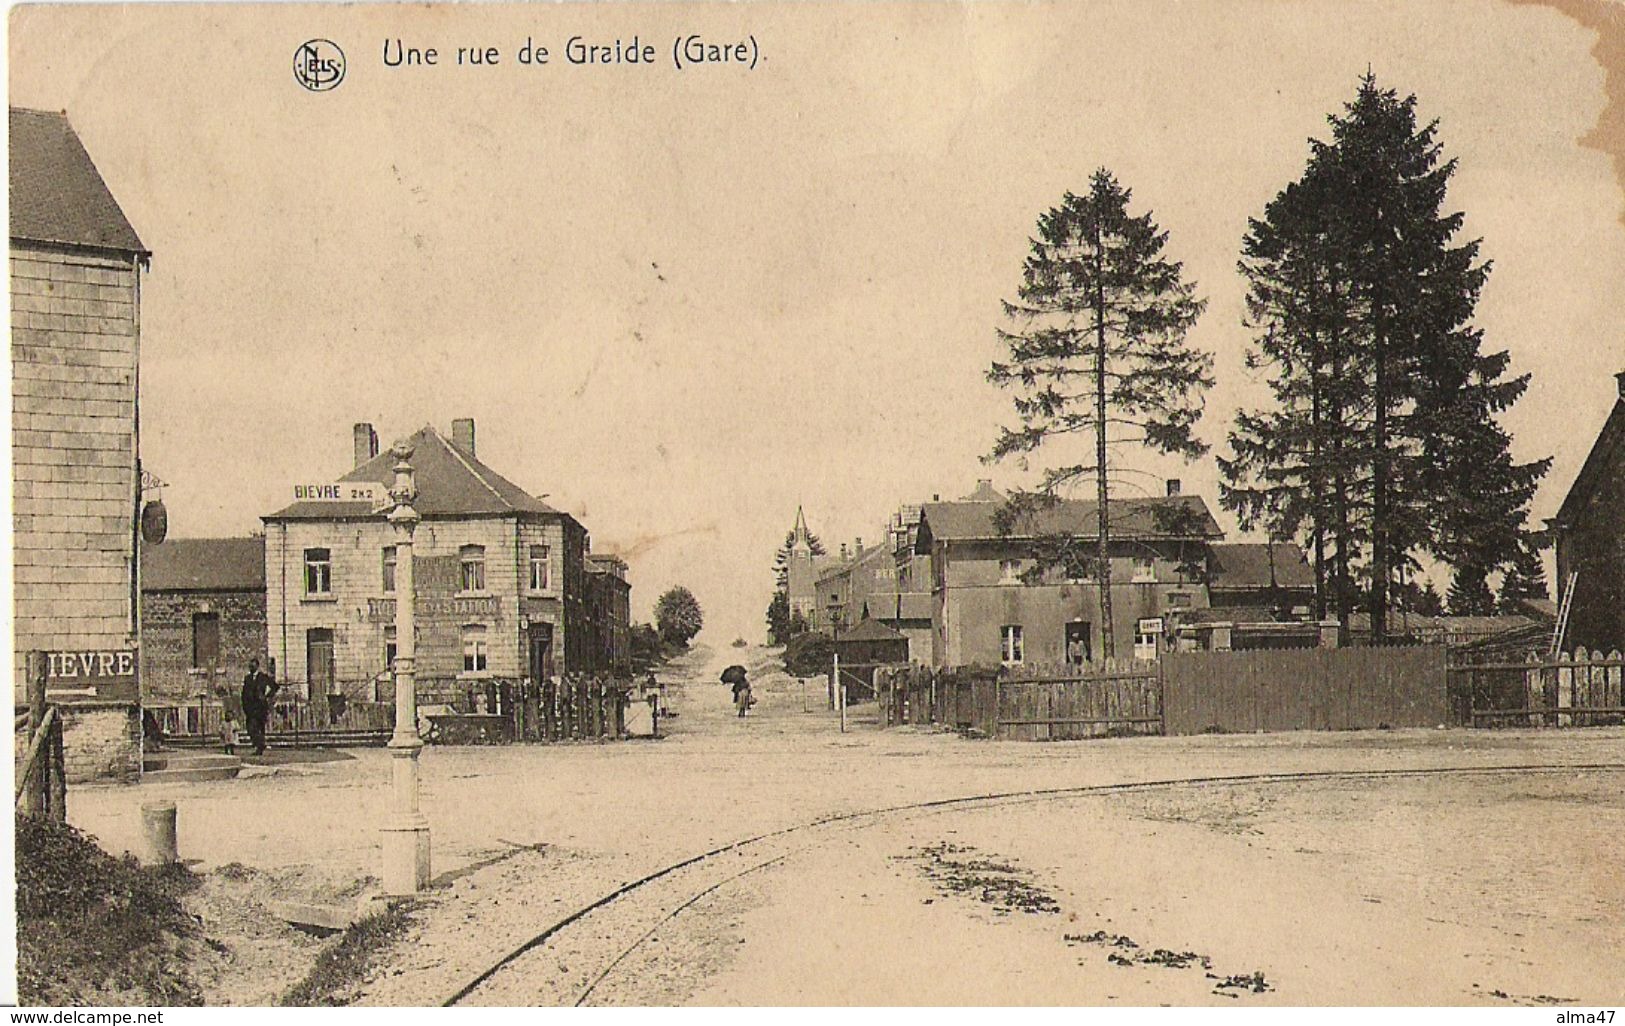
{"left": 1161, "top": 646, "right": 1450, "bottom": 734}
{"left": 998, "top": 662, "right": 1162, "bottom": 740}
{"left": 874, "top": 663, "right": 1158, "bottom": 740}
{"left": 15, "top": 657, "right": 66, "bottom": 821}
{"left": 1448, "top": 649, "right": 1625, "bottom": 728}
{"left": 877, "top": 645, "right": 1459, "bottom": 740}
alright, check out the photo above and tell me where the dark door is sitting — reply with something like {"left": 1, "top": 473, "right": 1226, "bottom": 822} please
{"left": 528, "top": 622, "right": 555, "bottom": 682}
{"left": 1066, "top": 621, "right": 1092, "bottom": 666}
{"left": 306, "top": 628, "right": 335, "bottom": 696}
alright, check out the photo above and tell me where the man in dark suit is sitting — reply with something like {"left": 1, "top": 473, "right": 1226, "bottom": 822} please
{"left": 241, "top": 658, "right": 279, "bottom": 756}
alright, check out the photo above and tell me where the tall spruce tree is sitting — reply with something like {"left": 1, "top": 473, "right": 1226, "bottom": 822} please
{"left": 988, "top": 168, "right": 1211, "bottom": 659}
{"left": 1447, "top": 564, "right": 1496, "bottom": 616}
{"left": 1221, "top": 74, "right": 1549, "bottom": 640}
{"left": 1497, "top": 540, "right": 1549, "bottom": 613}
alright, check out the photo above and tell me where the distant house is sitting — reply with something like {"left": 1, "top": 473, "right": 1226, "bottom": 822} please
{"left": 1206, "top": 542, "right": 1316, "bottom": 614}
{"left": 140, "top": 538, "right": 267, "bottom": 702}
{"left": 11, "top": 107, "right": 150, "bottom": 781}
{"left": 262, "top": 419, "right": 596, "bottom": 707}
{"left": 585, "top": 554, "right": 632, "bottom": 674}
{"left": 1546, "top": 371, "right": 1625, "bottom": 653}
{"left": 915, "top": 486, "right": 1222, "bottom": 667}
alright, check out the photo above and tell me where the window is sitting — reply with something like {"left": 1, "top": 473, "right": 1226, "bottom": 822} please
{"left": 528, "top": 545, "right": 550, "bottom": 591}
{"left": 1135, "top": 618, "right": 1163, "bottom": 662}
{"left": 191, "top": 612, "right": 220, "bottom": 669}
{"left": 1000, "top": 559, "right": 1022, "bottom": 583}
{"left": 462, "top": 625, "right": 489, "bottom": 674}
{"left": 460, "top": 545, "right": 486, "bottom": 592}
{"left": 1000, "top": 625, "right": 1024, "bottom": 665}
{"left": 384, "top": 626, "right": 398, "bottom": 672}
{"left": 381, "top": 546, "right": 397, "bottom": 593}
{"left": 1133, "top": 555, "right": 1157, "bottom": 583}
{"left": 304, "top": 548, "right": 332, "bottom": 595}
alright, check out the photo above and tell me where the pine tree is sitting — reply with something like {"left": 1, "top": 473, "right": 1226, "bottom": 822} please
{"left": 988, "top": 168, "right": 1211, "bottom": 659}
{"left": 765, "top": 590, "right": 792, "bottom": 645}
{"left": 1414, "top": 580, "right": 1445, "bottom": 616}
{"left": 1221, "top": 74, "right": 1549, "bottom": 641}
{"left": 1448, "top": 565, "right": 1495, "bottom": 616}
{"left": 1497, "top": 541, "right": 1549, "bottom": 613}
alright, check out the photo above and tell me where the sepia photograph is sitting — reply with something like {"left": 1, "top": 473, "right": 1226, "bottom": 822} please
{"left": 6, "top": 0, "right": 1624, "bottom": 1011}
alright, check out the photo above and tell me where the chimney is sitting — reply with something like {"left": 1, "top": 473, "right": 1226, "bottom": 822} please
{"left": 1166, "top": 479, "right": 1182, "bottom": 496}
{"left": 451, "top": 418, "right": 476, "bottom": 456}
{"left": 855, "top": 537, "right": 863, "bottom": 554}
{"left": 840, "top": 543, "right": 849, "bottom": 560}
{"left": 978, "top": 478, "right": 992, "bottom": 489}
{"left": 353, "top": 423, "right": 378, "bottom": 468}
{"left": 932, "top": 493, "right": 941, "bottom": 502}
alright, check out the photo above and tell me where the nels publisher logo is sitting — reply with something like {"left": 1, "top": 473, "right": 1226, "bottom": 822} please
{"left": 294, "top": 39, "right": 346, "bottom": 91}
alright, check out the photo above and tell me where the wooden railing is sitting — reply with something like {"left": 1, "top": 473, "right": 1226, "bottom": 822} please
{"left": 1450, "top": 649, "right": 1625, "bottom": 728}
{"left": 15, "top": 656, "right": 66, "bottom": 821}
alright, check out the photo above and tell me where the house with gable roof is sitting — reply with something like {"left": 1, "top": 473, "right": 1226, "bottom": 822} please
{"left": 1546, "top": 371, "right": 1625, "bottom": 652}
{"left": 262, "top": 418, "right": 610, "bottom": 706}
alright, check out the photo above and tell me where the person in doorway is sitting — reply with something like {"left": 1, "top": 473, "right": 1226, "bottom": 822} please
{"left": 241, "top": 658, "right": 279, "bottom": 756}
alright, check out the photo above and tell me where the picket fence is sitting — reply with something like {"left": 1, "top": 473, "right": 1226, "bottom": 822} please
{"left": 1449, "top": 649, "right": 1625, "bottom": 728}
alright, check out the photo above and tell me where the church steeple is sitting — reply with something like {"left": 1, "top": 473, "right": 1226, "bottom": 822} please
{"left": 790, "top": 505, "right": 812, "bottom": 555}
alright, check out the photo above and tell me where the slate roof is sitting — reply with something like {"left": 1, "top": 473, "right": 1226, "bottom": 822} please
{"left": 142, "top": 537, "right": 265, "bottom": 592}
{"left": 10, "top": 108, "right": 146, "bottom": 255}
{"left": 1208, "top": 542, "right": 1315, "bottom": 592}
{"left": 1554, "top": 383, "right": 1624, "bottom": 525}
{"left": 265, "top": 425, "right": 565, "bottom": 520}
{"left": 916, "top": 495, "right": 1221, "bottom": 550}
{"left": 837, "top": 618, "right": 907, "bottom": 643}
{"left": 867, "top": 592, "right": 934, "bottom": 622}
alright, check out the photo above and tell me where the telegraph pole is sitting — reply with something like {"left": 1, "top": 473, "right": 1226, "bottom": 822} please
{"left": 382, "top": 440, "right": 430, "bottom": 894}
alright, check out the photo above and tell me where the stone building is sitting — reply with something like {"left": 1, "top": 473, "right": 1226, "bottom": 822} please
{"left": 586, "top": 554, "right": 632, "bottom": 673}
{"left": 1547, "top": 371, "right": 1625, "bottom": 652}
{"left": 915, "top": 489, "right": 1222, "bottom": 667}
{"left": 262, "top": 420, "right": 597, "bottom": 706}
{"left": 139, "top": 537, "right": 267, "bottom": 703}
{"left": 10, "top": 107, "right": 148, "bottom": 781}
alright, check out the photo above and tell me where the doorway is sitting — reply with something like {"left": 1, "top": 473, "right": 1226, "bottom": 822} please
{"left": 1065, "top": 621, "right": 1092, "bottom": 666}
{"left": 306, "top": 627, "right": 335, "bottom": 698}
{"left": 528, "top": 622, "right": 555, "bottom": 683}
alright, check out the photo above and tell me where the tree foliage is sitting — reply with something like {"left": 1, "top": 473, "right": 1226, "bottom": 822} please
{"left": 1220, "top": 74, "right": 1549, "bottom": 639}
{"left": 654, "top": 586, "right": 704, "bottom": 647}
{"left": 772, "top": 529, "right": 826, "bottom": 592}
{"left": 765, "top": 590, "right": 793, "bottom": 646}
{"left": 1497, "top": 542, "right": 1549, "bottom": 613}
{"left": 987, "top": 168, "right": 1212, "bottom": 659}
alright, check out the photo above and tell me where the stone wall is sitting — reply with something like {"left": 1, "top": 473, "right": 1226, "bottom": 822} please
{"left": 141, "top": 589, "right": 268, "bottom": 702}
{"left": 10, "top": 242, "right": 141, "bottom": 681}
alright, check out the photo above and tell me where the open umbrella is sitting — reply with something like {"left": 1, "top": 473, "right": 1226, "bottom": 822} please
{"left": 720, "top": 664, "right": 748, "bottom": 685}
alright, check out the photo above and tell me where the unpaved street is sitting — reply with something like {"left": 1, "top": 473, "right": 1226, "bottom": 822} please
{"left": 70, "top": 642, "right": 1625, "bottom": 1006}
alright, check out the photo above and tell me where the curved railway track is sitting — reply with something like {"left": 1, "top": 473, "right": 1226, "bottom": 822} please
{"left": 444, "top": 760, "right": 1625, "bottom": 1006}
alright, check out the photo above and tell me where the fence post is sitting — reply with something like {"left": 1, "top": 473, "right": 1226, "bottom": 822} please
{"left": 49, "top": 714, "right": 67, "bottom": 822}
{"left": 23, "top": 652, "right": 49, "bottom": 817}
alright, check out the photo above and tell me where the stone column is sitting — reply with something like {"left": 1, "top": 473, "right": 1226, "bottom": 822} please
{"left": 381, "top": 441, "right": 430, "bottom": 894}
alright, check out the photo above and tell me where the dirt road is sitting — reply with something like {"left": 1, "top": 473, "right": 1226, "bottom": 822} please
{"left": 69, "top": 642, "right": 1625, "bottom": 1005}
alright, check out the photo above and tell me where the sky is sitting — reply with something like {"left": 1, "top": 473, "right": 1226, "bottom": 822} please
{"left": 9, "top": 0, "right": 1624, "bottom": 642}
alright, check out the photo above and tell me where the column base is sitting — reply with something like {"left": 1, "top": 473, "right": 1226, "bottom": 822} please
{"left": 381, "top": 820, "right": 431, "bottom": 895}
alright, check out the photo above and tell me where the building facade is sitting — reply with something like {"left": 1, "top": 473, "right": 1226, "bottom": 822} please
{"left": 586, "top": 554, "right": 632, "bottom": 674}
{"left": 917, "top": 492, "right": 1222, "bottom": 668}
{"left": 262, "top": 420, "right": 597, "bottom": 707}
{"left": 1547, "top": 371, "right": 1625, "bottom": 653}
{"left": 10, "top": 107, "right": 149, "bottom": 781}
{"left": 139, "top": 537, "right": 267, "bottom": 703}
